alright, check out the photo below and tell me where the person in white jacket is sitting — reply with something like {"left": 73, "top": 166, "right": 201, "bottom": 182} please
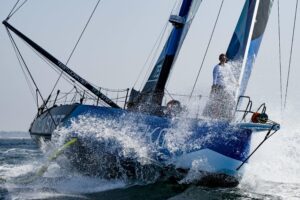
{"left": 203, "top": 54, "right": 238, "bottom": 120}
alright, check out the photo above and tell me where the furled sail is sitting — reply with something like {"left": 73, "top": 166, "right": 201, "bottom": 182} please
{"left": 129, "top": 0, "right": 202, "bottom": 114}
{"left": 226, "top": 0, "right": 274, "bottom": 103}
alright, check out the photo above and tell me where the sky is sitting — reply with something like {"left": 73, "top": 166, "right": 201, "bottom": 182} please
{"left": 0, "top": 0, "right": 299, "bottom": 131}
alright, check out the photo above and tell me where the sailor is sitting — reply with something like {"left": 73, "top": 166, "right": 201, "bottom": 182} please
{"left": 165, "top": 99, "right": 182, "bottom": 117}
{"left": 203, "top": 53, "right": 238, "bottom": 120}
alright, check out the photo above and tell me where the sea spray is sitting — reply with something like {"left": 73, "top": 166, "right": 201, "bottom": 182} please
{"left": 0, "top": 133, "right": 127, "bottom": 199}
{"left": 239, "top": 102, "right": 300, "bottom": 198}
{"left": 50, "top": 111, "right": 218, "bottom": 184}
{"left": 51, "top": 114, "right": 165, "bottom": 183}
{"left": 53, "top": 114, "right": 151, "bottom": 163}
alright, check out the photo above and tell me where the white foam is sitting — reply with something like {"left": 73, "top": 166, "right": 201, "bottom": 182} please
{"left": 0, "top": 164, "right": 36, "bottom": 178}
{"left": 53, "top": 115, "right": 152, "bottom": 164}
{"left": 239, "top": 102, "right": 300, "bottom": 198}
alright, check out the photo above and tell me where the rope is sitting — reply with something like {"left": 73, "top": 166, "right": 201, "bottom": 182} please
{"left": 49, "top": 0, "right": 102, "bottom": 97}
{"left": 189, "top": 0, "right": 225, "bottom": 98}
{"left": 284, "top": 0, "right": 299, "bottom": 109}
{"left": 277, "top": 0, "right": 283, "bottom": 114}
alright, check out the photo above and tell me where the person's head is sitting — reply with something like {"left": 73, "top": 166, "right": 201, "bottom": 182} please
{"left": 219, "top": 53, "right": 227, "bottom": 64}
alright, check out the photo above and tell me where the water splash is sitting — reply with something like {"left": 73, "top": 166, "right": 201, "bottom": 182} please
{"left": 51, "top": 115, "right": 166, "bottom": 183}
{"left": 239, "top": 103, "right": 300, "bottom": 198}
{"left": 53, "top": 115, "right": 150, "bottom": 162}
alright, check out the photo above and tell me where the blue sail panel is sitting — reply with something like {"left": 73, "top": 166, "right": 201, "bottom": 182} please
{"left": 226, "top": 0, "right": 274, "bottom": 99}
{"left": 142, "top": 29, "right": 182, "bottom": 93}
{"left": 226, "top": 0, "right": 256, "bottom": 62}
{"left": 237, "top": 0, "right": 274, "bottom": 97}
{"left": 141, "top": 0, "right": 202, "bottom": 97}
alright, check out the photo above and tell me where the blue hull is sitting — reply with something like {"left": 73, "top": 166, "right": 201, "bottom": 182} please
{"left": 29, "top": 104, "right": 260, "bottom": 186}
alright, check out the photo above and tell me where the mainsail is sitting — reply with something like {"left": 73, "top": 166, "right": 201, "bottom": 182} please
{"left": 226, "top": 0, "right": 274, "bottom": 103}
{"left": 129, "top": 0, "right": 202, "bottom": 113}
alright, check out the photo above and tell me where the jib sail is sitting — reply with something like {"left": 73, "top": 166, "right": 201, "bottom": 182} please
{"left": 226, "top": 0, "right": 274, "bottom": 102}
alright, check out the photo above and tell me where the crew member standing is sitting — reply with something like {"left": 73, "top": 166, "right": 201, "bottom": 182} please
{"left": 203, "top": 53, "right": 238, "bottom": 120}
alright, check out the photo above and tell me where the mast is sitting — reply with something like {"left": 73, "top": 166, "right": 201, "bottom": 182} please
{"left": 3, "top": 20, "right": 121, "bottom": 109}
{"left": 226, "top": 0, "right": 274, "bottom": 106}
{"left": 130, "top": 0, "right": 202, "bottom": 113}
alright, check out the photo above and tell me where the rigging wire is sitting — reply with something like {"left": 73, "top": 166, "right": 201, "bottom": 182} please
{"left": 6, "top": 28, "right": 61, "bottom": 124}
{"left": 7, "top": 0, "right": 20, "bottom": 19}
{"left": 66, "top": 0, "right": 102, "bottom": 65}
{"left": 6, "top": 0, "right": 96, "bottom": 102}
{"left": 140, "top": 23, "right": 172, "bottom": 91}
{"left": 6, "top": 29, "right": 37, "bottom": 104}
{"left": 7, "top": 0, "right": 28, "bottom": 19}
{"left": 134, "top": 0, "right": 181, "bottom": 90}
{"left": 284, "top": 0, "right": 299, "bottom": 109}
{"left": 23, "top": 41, "right": 85, "bottom": 93}
{"left": 165, "top": 89, "right": 175, "bottom": 100}
{"left": 6, "top": 29, "right": 45, "bottom": 105}
{"left": 6, "top": 0, "right": 97, "bottom": 104}
{"left": 20, "top": 37, "right": 99, "bottom": 105}
{"left": 49, "top": 0, "right": 102, "bottom": 97}
{"left": 5, "top": 1, "right": 109, "bottom": 108}
{"left": 277, "top": 0, "right": 283, "bottom": 115}
{"left": 133, "top": 21, "right": 169, "bottom": 89}
{"left": 189, "top": 0, "right": 225, "bottom": 99}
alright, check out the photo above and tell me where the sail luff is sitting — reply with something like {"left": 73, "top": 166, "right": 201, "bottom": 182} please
{"left": 225, "top": 0, "right": 274, "bottom": 112}
{"left": 237, "top": 0, "right": 274, "bottom": 99}
{"left": 234, "top": 0, "right": 260, "bottom": 102}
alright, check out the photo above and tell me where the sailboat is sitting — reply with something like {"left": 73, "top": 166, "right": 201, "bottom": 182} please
{"left": 3, "top": 0, "right": 280, "bottom": 187}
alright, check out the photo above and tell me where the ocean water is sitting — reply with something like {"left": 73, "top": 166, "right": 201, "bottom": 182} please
{"left": 1, "top": 119, "right": 300, "bottom": 200}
